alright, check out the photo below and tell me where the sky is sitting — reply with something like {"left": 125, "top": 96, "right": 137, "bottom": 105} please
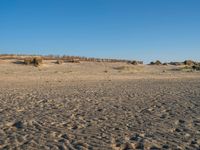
{"left": 0, "top": 0, "right": 200, "bottom": 62}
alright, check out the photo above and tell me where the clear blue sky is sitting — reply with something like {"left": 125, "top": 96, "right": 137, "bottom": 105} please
{"left": 0, "top": 0, "right": 200, "bottom": 62}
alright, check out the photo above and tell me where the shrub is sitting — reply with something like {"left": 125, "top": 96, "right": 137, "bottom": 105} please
{"left": 192, "top": 64, "right": 200, "bottom": 71}
{"left": 150, "top": 61, "right": 155, "bottom": 65}
{"left": 149, "top": 60, "right": 162, "bottom": 65}
{"left": 131, "top": 60, "right": 138, "bottom": 65}
{"left": 163, "top": 63, "right": 168, "bottom": 65}
{"left": 184, "top": 60, "right": 195, "bottom": 66}
{"left": 128, "top": 60, "right": 143, "bottom": 65}
{"left": 155, "top": 60, "right": 162, "bottom": 65}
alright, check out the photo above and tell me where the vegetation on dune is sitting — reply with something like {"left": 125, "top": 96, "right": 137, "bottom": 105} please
{"left": 192, "top": 64, "right": 200, "bottom": 71}
{"left": 183, "top": 60, "right": 196, "bottom": 66}
{"left": 131, "top": 60, "right": 138, "bottom": 65}
{"left": 163, "top": 63, "right": 168, "bottom": 65}
{"left": 127, "top": 60, "right": 143, "bottom": 65}
{"left": 150, "top": 60, "right": 162, "bottom": 65}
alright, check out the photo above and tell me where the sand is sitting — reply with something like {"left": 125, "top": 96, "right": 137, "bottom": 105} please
{"left": 0, "top": 59, "right": 200, "bottom": 150}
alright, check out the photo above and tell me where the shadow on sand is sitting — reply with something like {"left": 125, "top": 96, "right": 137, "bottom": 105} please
{"left": 12, "top": 60, "right": 25, "bottom": 65}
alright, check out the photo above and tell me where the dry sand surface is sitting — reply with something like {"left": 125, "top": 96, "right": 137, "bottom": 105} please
{"left": 0, "top": 60, "right": 200, "bottom": 150}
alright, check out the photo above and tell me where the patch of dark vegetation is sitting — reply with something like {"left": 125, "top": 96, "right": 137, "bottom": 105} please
{"left": 149, "top": 60, "right": 162, "bottom": 65}
{"left": 172, "top": 63, "right": 200, "bottom": 72}
{"left": 127, "top": 60, "right": 143, "bottom": 65}
{"left": 164, "top": 60, "right": 199, "bottom": 66}
{"left": 131, "top": 60, "right": 138, "bottom": 65}
{"left": 192, "top": 64, "right": 200, "bottom": 71}
{"left": 163, "top": 63, "right": 168, "bottom": 65}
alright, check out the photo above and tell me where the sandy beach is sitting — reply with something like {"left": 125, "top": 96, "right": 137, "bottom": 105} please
{"left": 0, "top": 59, "right": 200, "bottom": 150}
